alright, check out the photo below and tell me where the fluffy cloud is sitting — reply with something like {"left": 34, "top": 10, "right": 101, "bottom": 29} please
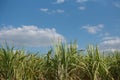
{"left": 76, "top": 0, "right": 88, "bottom": 3}
{"left": 99, "top": 36, "right": 120, "bottom": 51}
{"left": 56, "top": 9, "right": 64, "bottom": 13}
{"left": 40, "top": 8, "right": 48, "bottom": 12}
{"left": 82, "top": 24, "right": 104, "bottom": 34}
{"left": 0, "top": 25, "right": 65, "bottom": 47}
{"left": 78, "top": 6, "right": 86, "bottom": 10}
{"left": 56, "top": 0, "right": 64, "bottom": 4}
{"left": 40, "top": 8, "right": 64, "bottom": 14}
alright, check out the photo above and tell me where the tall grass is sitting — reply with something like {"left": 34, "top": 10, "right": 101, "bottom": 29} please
{"left": 0, "top": 42, "right": 120, "bottom": 80}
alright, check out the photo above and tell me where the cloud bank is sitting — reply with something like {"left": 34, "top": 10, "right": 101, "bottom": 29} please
{"left": 99, "top": 36, "right": 120, "bottom": 51}
{"left": 0, "top": 25, "right": 65, "bottom": 47}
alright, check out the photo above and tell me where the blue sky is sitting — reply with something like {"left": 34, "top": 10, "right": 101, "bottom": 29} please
{"left": 0, "top": 0, "right": 120, "bottom": 52}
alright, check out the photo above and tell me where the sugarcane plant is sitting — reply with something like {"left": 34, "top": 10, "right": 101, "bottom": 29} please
{"left": 0, "top": 42, "right": 120, "bottom": 80}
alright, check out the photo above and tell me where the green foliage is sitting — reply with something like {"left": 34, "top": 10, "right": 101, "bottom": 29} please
{"left": 0, "top": 42, "right": 120, "bottom": 80}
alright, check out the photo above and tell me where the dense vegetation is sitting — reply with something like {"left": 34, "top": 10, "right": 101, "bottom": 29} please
{"left": 0, "top": 42, "right": 120, "bottom": 80}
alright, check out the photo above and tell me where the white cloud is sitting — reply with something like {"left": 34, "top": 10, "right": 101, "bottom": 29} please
{"left": 76, "top": 0, "right": 88, "bottom": 3}
{"left": 56, "top": 0, "right": 64, "bottom": 4}
{"left": 40, "top": 8, "right": 64, "bottom": 14}
{"left": 56, "top": 9, "right": 64, "bottom": 13}
{"left": 78, "top": 6, "right": 86, "bottom": 10}
{"left": 0, "top": 25, "right": 65, "bottom": 47}
{"left": 99, "top": 36, "right": 120, "bottom": 51}
{"left": 40, "top": 8, "right": 48, "bottom": 12}
{"left": 49, "top": 9, "right": 64, "bottom": 14}
{"left": 82, "top": 24, "right": 104, "bottom": 34}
